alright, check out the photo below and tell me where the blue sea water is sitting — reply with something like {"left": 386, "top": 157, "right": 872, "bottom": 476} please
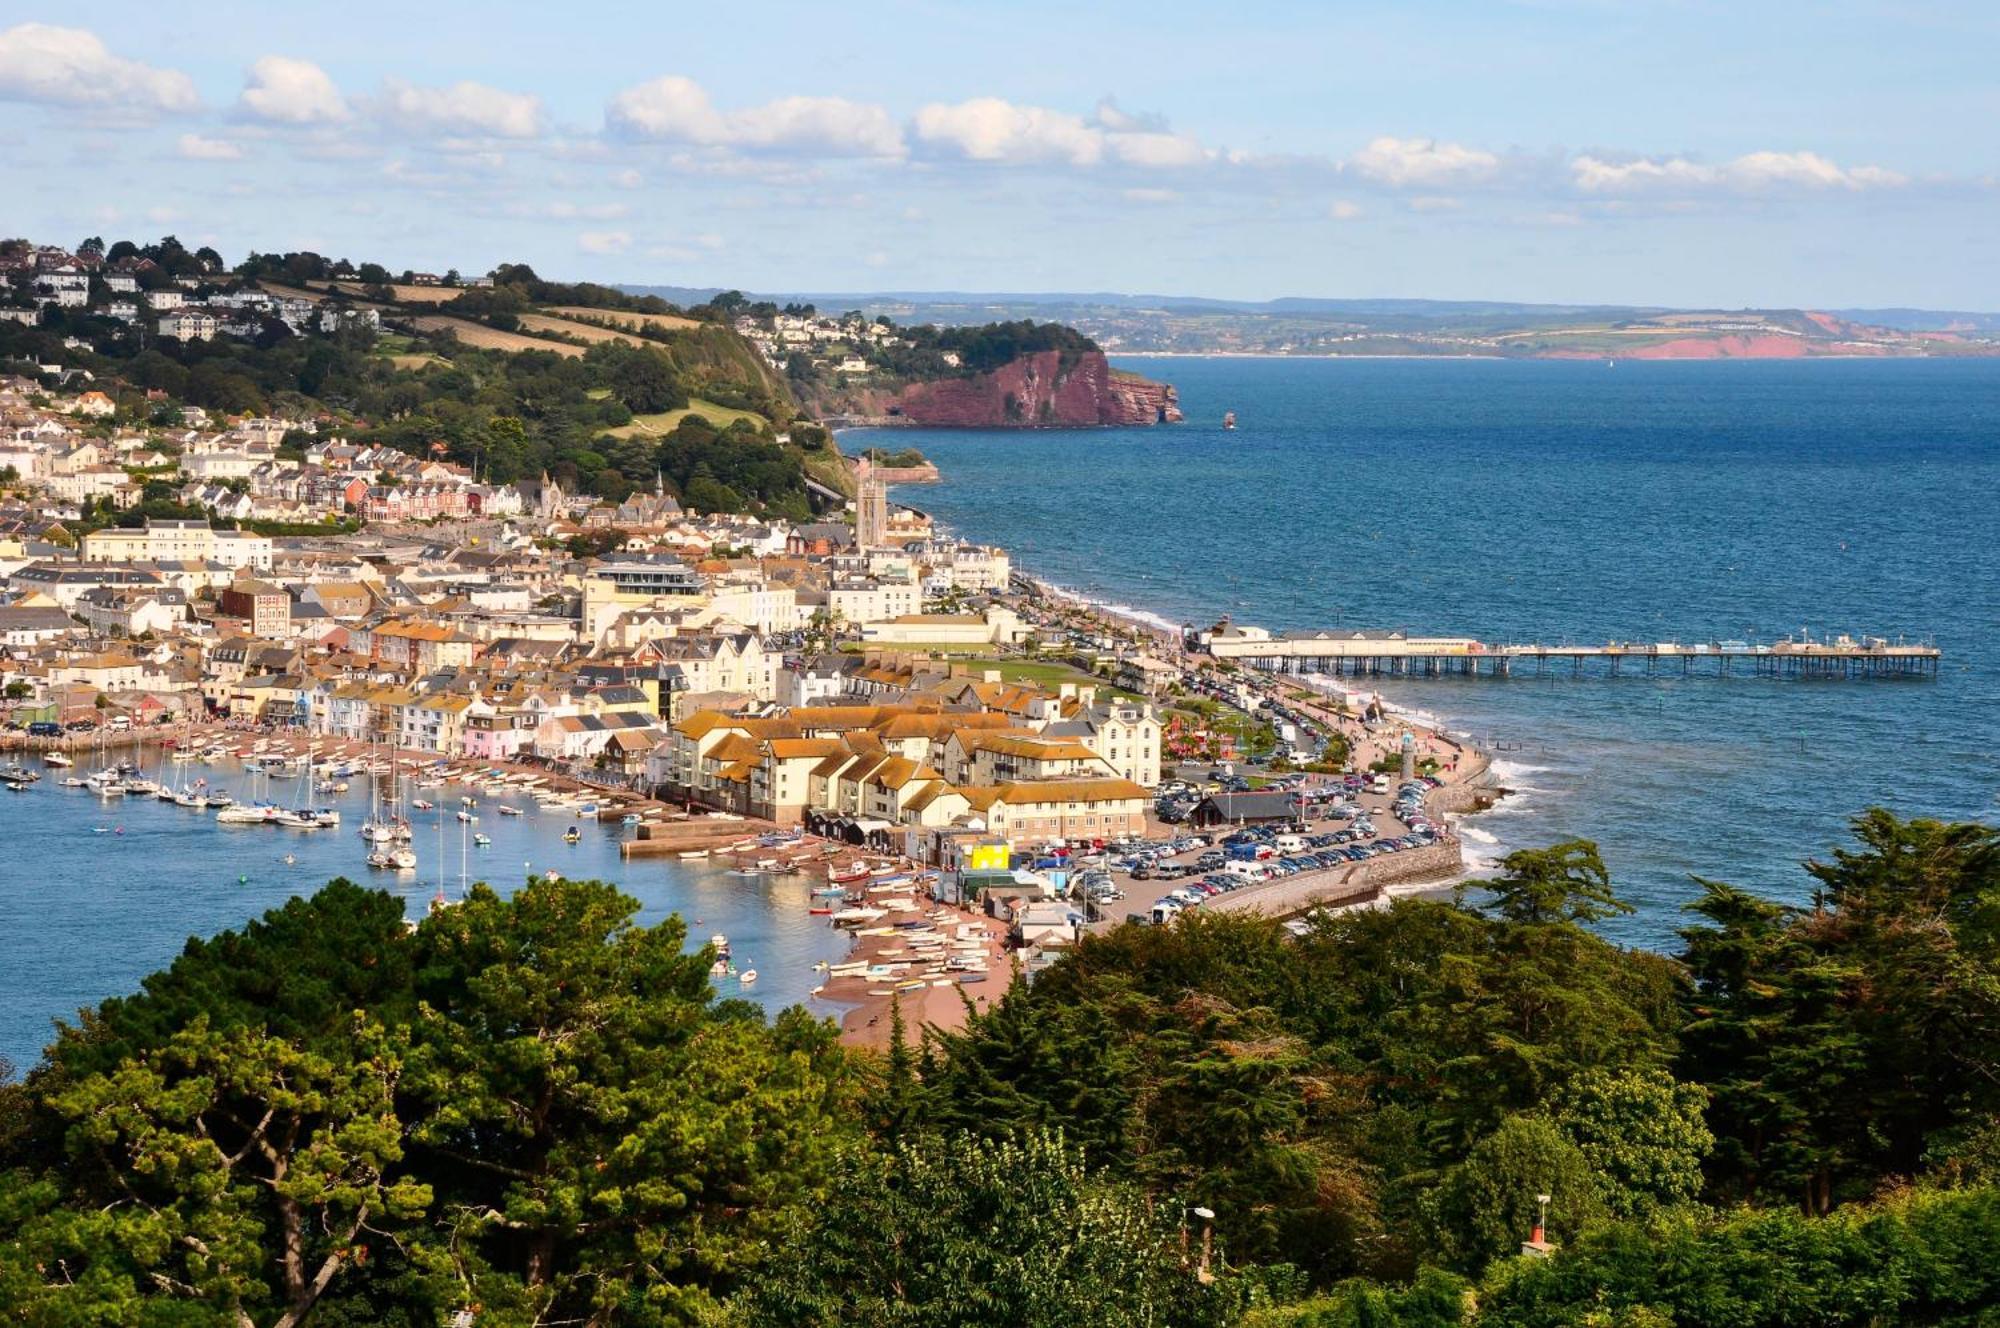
{"left": 0, "top": 768, "right": 851, "bottom": 1071}
{"left": 854, "top": 356, "right": 2000, "bottom": 947}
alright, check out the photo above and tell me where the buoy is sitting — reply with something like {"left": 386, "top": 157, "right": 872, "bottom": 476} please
{"left": 238, "top": 874, "right": 248, "bottom": 883}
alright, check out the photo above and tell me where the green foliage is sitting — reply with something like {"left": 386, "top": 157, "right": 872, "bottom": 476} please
{"left": 1423, "top": 1115, "right": 1606, "bottom": 1269}
{"left": 0, "top": 877, "right": 859, "bottom": 1327}
{"left": 1484, "top": 841, "right": 1631, "bottom": 927}
{"left": 744, "top": 1129, "right": 1232, "bottom": 1328}
{"left": 1477, "top": 1185, "right": 2000, "bottom": 1328}
{"left": 1240, "top": 1268, "right": 1470, "bottom": 1328}
{"left": 1678, "top": 811, "right": 2000, "bottom": 1212}
{"left": 1548, "top": 1069, "right": 1711, "bottom": 1221}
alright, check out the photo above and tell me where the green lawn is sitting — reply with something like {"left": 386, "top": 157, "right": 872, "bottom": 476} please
{"left": 610, "top": 399, "right": 767, "bottom": 437}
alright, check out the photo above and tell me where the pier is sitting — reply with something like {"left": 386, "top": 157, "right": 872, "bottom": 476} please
{"left": 1201, "top": 627, "right": 1940, "bottom": 681}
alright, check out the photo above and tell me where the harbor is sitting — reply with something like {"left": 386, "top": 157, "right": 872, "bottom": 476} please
{"left": 0, "top": 726, "right": 1012, "bottom": 1067}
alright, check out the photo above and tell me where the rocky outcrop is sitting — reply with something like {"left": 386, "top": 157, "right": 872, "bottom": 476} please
{"left": 886, "top": 350, "right": 1181, "bottom": 427}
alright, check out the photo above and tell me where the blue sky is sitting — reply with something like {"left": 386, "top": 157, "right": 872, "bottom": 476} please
{"left": 4, "top": 1, "right": 1997, "bottom": 307}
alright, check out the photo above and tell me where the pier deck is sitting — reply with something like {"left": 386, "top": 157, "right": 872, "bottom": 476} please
{"left": 1206, "top": 631, "right": 1940, "bottom": 681}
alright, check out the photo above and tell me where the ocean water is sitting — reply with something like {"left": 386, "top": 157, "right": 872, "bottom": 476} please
{"left": 0, "top": 765, "right": 851, "bottom": 1070}
{"left": 853, "top": 356, "right": 2000, "bottom": 947}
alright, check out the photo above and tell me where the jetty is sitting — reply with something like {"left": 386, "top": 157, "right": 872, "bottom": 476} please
{"left": 1201, "top": 627, "right": 1940, "bottom": 680}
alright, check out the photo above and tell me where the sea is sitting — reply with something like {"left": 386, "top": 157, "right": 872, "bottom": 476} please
{"left": 853, "top": 356, "right": 2000, "bottom": 945}
{"left": 6, "top": 356, "right": 1998, "bottom": 1071}
{"left": 0, "top": 767, "right": 851, "bottom": 1071}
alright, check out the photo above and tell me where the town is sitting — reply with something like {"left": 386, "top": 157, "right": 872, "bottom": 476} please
{"left": 0, "top": 272, "right": 1477, "bottom": 1006}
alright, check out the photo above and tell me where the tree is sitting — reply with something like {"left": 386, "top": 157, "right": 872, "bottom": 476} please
{"left": 609, "top": 348, "right": 684, "bottom": 415}
{"left": 1548, "top": 1069, "right": 1711, "bottom": 1220}
{"left": 27, "top": 1015, "right": 430, "bottom": 1327}
{"left": 1484, "top": 841, "right": 1630, "bottom": 927}
{"left": 1678, "top": 812, "right": 2000, "bottom": 1212}
{"left": 1424, "top": 1115, "right": 1607, "bottom": 1270}
{"left": 403, "top": 877, "right": 857, "bottom": 1323}
{"left": 744, "top": 1129, "right": 1231, "bottom": 1328}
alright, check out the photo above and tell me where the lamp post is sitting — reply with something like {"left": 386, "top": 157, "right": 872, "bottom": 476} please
{"left": 1190, "top": 1206, "right": 1216, "bottom": 1284}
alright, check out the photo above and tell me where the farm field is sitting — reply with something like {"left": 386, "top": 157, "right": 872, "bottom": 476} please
{"left": 405, "top": 316, "right": 581, "bottom": 356}
{"left": 546, "top": 306, "right": 700, "bottom": 332}
{"left": 329, "top": 281, "right": 460, "bottom": 304}
{"left": 514, "top": 313, "right": 649, "bottom": 347}
{"left": 609, "top": 398, "right": 767, "bottom": 436}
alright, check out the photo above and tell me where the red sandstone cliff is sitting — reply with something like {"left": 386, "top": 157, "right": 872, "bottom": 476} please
{"left": 882, "top": 350, "right": 1182, "bottom": 427}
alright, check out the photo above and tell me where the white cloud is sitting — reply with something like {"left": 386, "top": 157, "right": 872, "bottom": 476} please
{"left": 1122, "top": 187, "right": 1180, "bottom": 204}
{"left": 0, "top": 23, "right": 197, "bottom": 113}
{"left": 1729, "top": 150, "right": 1905, "bottom": 190}
{"left": 613, "top": 167, "right": 643, "bottom": 188}
{"left": 177, "top": 133, "right": 243, "bottom": 160}
{"left": 1573, "top": 149, "right": 1906, "bottom": 194}
{"left": 607, "top": 75, "right": 904, "bottom": 156}
{"left": 376, "top": 78, "right": 542, "bottom": 138}
{"left": 911, "top": 96, "right": 1210, "bottom": 170}
{"left": 1346, "top": 136, "right": 1500, "bottom": 188}
{"left": 512, "top": 201, "right": 630, "bottom": 221}
{"left": 577, "top": 230, "right": 632, "bottom": 254}
{"left": 1328, "top": 200, "right": 1363, "bottom": 221}
{"left": 238, "top": 56, "right": 349, "bottom": 125}
{"left": 913, "top": 98, "right": 1102, "bottom": 164}
{"left": 1406, "top": 196, "right": 1464, "bottom": 212}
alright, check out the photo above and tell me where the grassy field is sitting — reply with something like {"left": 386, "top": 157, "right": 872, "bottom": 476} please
{"left": 609, "top": 399, "right": 768, "bottom": 436}
{"left": 406, "top": 316, "right": 582, "bottom": 357}
{"left": 515, "top": 313, "right": 652, "bottom": 347}
{"left": 548, "top": 306, "right": 700, "bottom": 332}
{"left": 388, "top": 353, "right": 451, "bottom": 370}
{"left": 330, "top": 281, "right": 461, "bottom": 304}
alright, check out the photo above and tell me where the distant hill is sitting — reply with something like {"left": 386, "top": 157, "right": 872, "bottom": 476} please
{"left": 622, "top": 285, "right": 2000, "bottom": 360}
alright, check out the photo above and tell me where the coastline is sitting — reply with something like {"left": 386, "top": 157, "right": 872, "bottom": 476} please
{"left": 1005, "top": 568, "right": 1508, "bottom": 888}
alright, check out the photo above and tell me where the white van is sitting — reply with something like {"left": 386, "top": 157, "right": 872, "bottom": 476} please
{"left": 1274, "top": 834, "right": 1307, "bottom": 854}
{"left": 1223, "top": 859, "right": 1268, "bottom": 882}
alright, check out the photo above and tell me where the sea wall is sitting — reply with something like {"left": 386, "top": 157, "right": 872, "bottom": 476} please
{"left": 888, "top": 350, "right": 1182, "bottom": 427}
{"left": 1212, "top": 839, "right": 1463, "bottom": 920}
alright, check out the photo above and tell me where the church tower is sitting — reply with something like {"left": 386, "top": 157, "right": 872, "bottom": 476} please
{"left": 855, "top": 456, "right": 889, "bottom": 548}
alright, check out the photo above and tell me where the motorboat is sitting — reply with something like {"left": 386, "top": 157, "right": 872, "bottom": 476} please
{"left": 563, "top": 826, "right": 581, "bottom": 844}
{"left": 390, "top": 847, "right": 417, "bottom": 870}
{"left": 496, "top": 804, "right": 523, "bottom": 816}
{"left": 42, "top": 752, "right": 72, "bottom": 768}
{"left": 217, "top": 804, "right": 272, "bottom": 825}
{"left": 59, "top": 776, "right": 89, "bottom": 788}
{"left": 738, "top": 969, "right": 757, "bottom": 985}
{"left": 472, "top": 832, "right": 492, "bottom": 847}
{"left": 174, "top": 789, "right": 206, "bottom": 808}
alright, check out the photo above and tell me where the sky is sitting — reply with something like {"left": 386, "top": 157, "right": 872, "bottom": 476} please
{"left": 4, "top": 1, "right": 1998, "bottom": 308}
